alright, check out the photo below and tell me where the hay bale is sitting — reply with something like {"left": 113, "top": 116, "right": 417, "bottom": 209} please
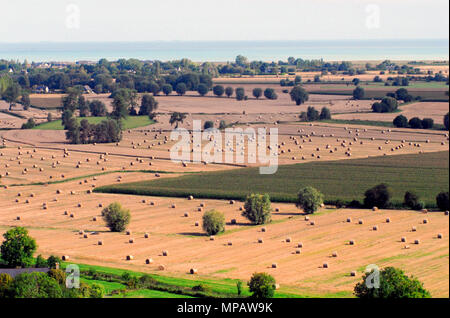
{"left": 16, "top": 216, "right": 21, "bottom": 220}
{"left": 129, "top": 238, "right": 134, "bottom": 243}
{"left": 286, "top": 237, "right": 291, "bottom": 243}
{"left": 146, "top": 258, "right": 153, "bottom": 264}
{"left": 445, "top": 211, "right": 449, "bottom": 216}
{"left": 200, "top": 203, "right": 205, "bottom": 207}
{"left": 92, "top": 217, "right": 97, "bottom": 222}
{"left": 373, "top": 225, "right": 378, "bottom": 231}
{"left": 412, "top": 226, "right": 417, "bottom": 232}
{"left": 386, "top": 218, "right": 391, "bottom": 223}
{"left": 350, "top": 271, "right": 356, "bottom": 277}
{"left": 158, "top": 265, "right": 166, "bottom": 271}
{"left": 227, "top": 241, "right": 233, "bottom": 246}
{"left": 332, "top": 252, "right": 338, "bottom": 257}
{"left": 126, "top": 230, "right": 132, "bottom": 235}
{"left": 197, "top": 207, "right": 203, "bottom": 212}
{"left": 229, "top": 200, "right": 235, "bottom": 205}
{"left": 144, "top": 233, "right": 149, "bottom": 238}
{"left": 261, "top": 227, "right": 266, "bottom": 232}
{"left": 372, "top": 207, "right": 378, "bottom": 211}
{"left": 310, "top": 221, "right": 315, "bottom": 226}
{"left": 414, "top": 239, "right": 420, "bottom": 245}
{"left": 295, "top": 249, "right": 301, "bottom": 254}
{"left": 297, "top": 242, "right": 303, "bottom": 248}
{"left": 304, "top": 216, "right": 310, "bottom": 221}
{"left": 210, "top": 236, "right": 215, "bottom": 241}
{"left": 258, "top": 238, "right": 264, "bottom": 244}
{"left": 401, "top": 237, "right": 407, "bottom": 242}
{"left": 323, "top": 263, "right": 328, "bottom": 268}
{"left": 70, "top": 213, "right": 75, "bottom": 218}
{"left": 126, "top": 255, "right": 134, "bottom": 261}
{"left": 358, "top": 219, "right": 363, "bottom": 225}
{"left": 162, "top": 250, "right": 169, "bottom": 256}
{"left": 83, "top": 234, "right": 88, "bottom": 239}
{"left": 98, "top": 240, "right": 103, "bottom": 246}
{"left": 230, "top": 219, "right": 237, "bottom": 225}
{"left": 423, "top": 219, "right": 428, "bottom": 224}
{"left": 171, "top": 204, "right": 176, "bottom": 209}
{"left": 346, "top": 218, "right": 352, "bottom": 223}
{"left": 272, "top": 263, "right": 278, "bottom": 268}
{"left": 188, "top": 195, "right": 194, "bottom": 200}
{"left": 437, "top": 233, "right": 443, "bottom": 239}
{"left": 195, "top": 222, "right": 199, "bottom": 227}
{"left": 62, "top": 255, "right": 69, "bottom": 261}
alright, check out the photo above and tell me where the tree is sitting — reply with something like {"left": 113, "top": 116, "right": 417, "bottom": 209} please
{"left": 372, "top": 96, "right": 398, "bottom": 113}
{"left": 175, "top": 82, "right": 187, "bottom": 96}
{"left": 169, "top": 112, "right": 187, "bottom": 128}
{"left": 289, "top": 86, "right": 309, "bottom": 105}
{"left": 403, "top": 191, "right": 424, "bottom": 210}
{"left": 235, "top": 87, "right": 245, "bottom": 101}
{"left": 225, "top": 86, "right": 234, "bottom": 98}
{"left": 197, "top": 83, "right": 209, "bottom": 96}
{"left": 421, "top": 118, "right": 434, "bottom": 129}
{"left": 248, "top": 273, "right": 276, "bottom": 298}
{"left": 352, "top": 78, "right": 360, "bottom": 86}
{"left": 47, "top": 113, "right": 53, "bottom": 122}
{"left": 395, "top": 88, "right": 409, "bottom": 101}
{"left": 1, "top": 227, "right": 37, "bottom": 268}
{"left": 47, "top": 255, "right": 62, "bottom": 269}
{"left": 263, "top": 88, "right": 277, "bottom": 100}
{"left": 252, "top": 88, "right": 262, "bottom": 99}
{"left": 202, "top": 210, "right": 225, "bottom": 235}
{"left": 11, "top": 272, "right": 63, "bottom": 298}
{"left": 353, "top": 87, "right": 365, "bottom": 100}
{"left": 444, "top": 112, "right": 449, "bottom": 130}
{"left": 436, "top": 192, "right": 449, "bottom": 211}
{"left": 35, "top": 255, "right": 48, "bottom": 268}
{"left": 110, "top": 95, "right": 129, "bottom": 121}
{"left": 354, "top": 267, "right": 430, "bottom": 298}
{"left": 149, "top": 82, "right": 160, "bottom": 96}
{"left": 304, "top": 106, "right": 319, "bottom": 122}
{"left": 319, "top": 107, "right": 331, "bottom": 120}
{"left": 296, "top": 187, "right": 324, "bottom": 214}
{"left": 89, "top": 100, "right": 107, "bottom": 117}
{"left": 242, "top": 194, "right": 272, "bottom": 225}
{"left": 162, "top": 84, "right": 173, "bottom": 96}
{"left": 294, "top": 75, "right": 302, "bottom": 85}
{"left": 408, "top": 117, "right": 423, "bottom": 129}
{"left": 139, "top": 94, "right": 158, "bottom": 116}
{"left": 364, "top": 184, "right": 391, "bottom": 209}
{"left": 393, "top": 115, "right": 408, "bottom": 128}
{"left": 235, "top": 55, "right": 249, "bottom": 67}
{"left": 0, "top": 273, "right": 13, "bottom": 298}
{"left": 219, "top": 120, "right": 227, "bottom": 129}
{"left": 102, "top": 203, "right": 131, "bottom": 232}
{"left": 2, "top": 83, "right": 21, "bottom": 108}
{"left": 20, "top": 93, "right": 31, "bottom": 110}
{"left": 212, "top": 85, "right": 224, "bottom": 97}
{"left": 21, "top": 118, "right": 36, "bottom": 129}
{"left": 204, "top": 121, "right": 214, "bottom": 130}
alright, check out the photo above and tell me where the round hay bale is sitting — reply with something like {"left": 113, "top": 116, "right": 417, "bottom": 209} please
{"left": 16, "top": 216, "right": 21, "bottom": 220}
{"left": 323, "top": 263, "right": 328, "bottom": 268}
{"left": 126, "top": 255, "right": 134, "bottom": 261}
{"left": 261, "top": 227, "right": 266, "bottom": 232}
{"left": 386, "top": 218, "right": 391, "bottom": 223}
{"left": 304, "top": 216, "right": 310, "bottom": 221}
{"left": 275, "top": 208, "right": 280, "bottom": 212}
{"left": 437, "top": 233, "right": 443, "bottom": 239}
{"left": 200, "top": 203, "right": 205, "bottom": 207}
{"left": 229, "top": 200, "right": 235, "bottom": 205}
{"left": 230, "top": 219, "right": 237, "bottom": 225}
{"left": 98, "top": 240, "right": 103, "bottom": 246}
{"left": 126, "top": 230, "right": 132, "bottom": 235}
{"left": 162, "top": 250, "right": 169, "bottom": 256}
{"left": 310, "top": 221, "right": 315, "bottom": 226}
{"left": 62, "top": 255, "right": 69, "bottom": 261}
{"left": 227, "top": 241, "right": 233, "bottom": 246}
{"left": 92, "top": 217, "right": 97, "bottom": 222}
{"left": 372, "top": 207, "right": 378, "bottom": 211}
{"left": 358, "top": 219, "right": 363, "bottom": 225}
{"left": 188, "top": 195, "right": 194, "bottom": 200}
{"left": 423, "top": 219, "right": 428, "bottom": 224}
{"left": 332, "top": 252, "right": 338, "bottom": 257}
{"left": 184, "top": 212, "right": 189, "bottom": 217}
{"left": 83, "top": 234, "right": 88, "bottom": 239}
{"left": 295, "top": 249, "right": 301, "bottom": 254}
{"left": 412, "top": 226, "right": 417, "bottom": 232}
{"left": 445, "top": 211, "right": 449, "bottom": 216}
{"left": 272, "top": 263, "right": 278, "bottom": 268}
{"left": 144, "top": 233, "right": 149, "bottom": 238}
{"left": 258, "top": 238, "right": 264, "bottom": 244}
{"left": 414, "top": 239, "right": 420, "bottom": 245}
{"left": 197, "top": 207, "right": 203, "bottom": 212}
{"left": 350, "top": 271, "right": 356, "bottom": 277}
{"left": 171, "top": 204, "right": 176, "bottom": 209}
{"left": 373, "top": 225, "right": 378, "bottom": 231}
{"left": 297, "top": 242, "right": 303, "bottom": 248}
{"left": 195, "top": 222, "right": 199, "bottom": 227}
{"left": 285, "top": 237, "right": 291, "bottom": 243}
{"left": 210, "top": 236, "right": 215, "bottom": 241}
{"left": 146, "top": 258, "right": 153, "bottom": 264}
{"left": 129, "top": 238, "right": 134, "bottom": 243}
{"left": 401, "top": 237, "right": 407, "bottom": 242}
{"left": 346, "top": 218, "right": 352, "bottom": 223}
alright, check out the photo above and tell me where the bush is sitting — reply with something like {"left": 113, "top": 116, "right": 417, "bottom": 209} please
{"left": 204, "top": 121, "right": 214, "bottom": 130}
{"left": 263, "top": 88, "right": 277, "bottom": 100}
{"left": 47, "top": 255, "right": 61, "bottom": 269}
{"left": 35, "top": 255, "right": 48, "bottom": 268}
{"left": 192, "top": 284, "right": 211, "bottom": 293}
{"left": 242, "top": 194, "right": 272, "bottom": 225}
{"left": 395, "top": 88, "right": 409, "bottom": 101}
{"left": 202, "top": 210, "right": 225, "bottom": 235}
{"left": 213, "top": 85, "right": 224, "bottom": 97}
{"left": 48, "top": 268, "right": 66, "bottom": 285}
{"left": 0, "top": 273, "right": 13, "bottom": 298}
{"left": 354, "top": 267, "right": 430, "bottom": 298}
{"left": 295, "top": 186, "right": 324, "bottom": 214}
{"left": 408, "top": 117, "right": 423, "bottom": 129}
{"left": 12, "top": 272, "right": 63, "bottom": 298}
{"left": 1, "top": 227, "right": 37, "bottom": 268}
{"left": 248, "top": 273, "right": 276, "bottom": 298}
{"left": 436, "top": 192, "right": 449, "bottom": 211}
{"left": 102, "top": 202, "right": 131, "bottom": 232}
{"left": 403, "top": 191, "right": 424, "bottom": 210}
{"left": 393, "top": 115, "right": 408, "bottom": 128}
{"left": 364, "top": 184, "right": 391, "bottom": 209}
{"left": 353, "top": 87, "right": 365, "bottom": 100}
{"left": 421, "top": 118, "right": 434, "bottom": 129}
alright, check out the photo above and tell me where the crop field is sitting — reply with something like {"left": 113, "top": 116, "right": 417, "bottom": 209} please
{"left": 95, "top": 151, "right": 449, "bottom": 207}
{"left": 33, "top": 116, "right": 155, "bottom": 130}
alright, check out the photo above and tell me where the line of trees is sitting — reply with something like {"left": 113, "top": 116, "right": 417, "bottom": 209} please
{"left": 393, "top": 115, "right": 435, "bottom": 129}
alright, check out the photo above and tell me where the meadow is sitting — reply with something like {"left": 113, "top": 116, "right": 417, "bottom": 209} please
{"left": 95, "top": 151, "right": 449, "bottom": 207}
{"left": 33, "top": 116, "right": 154, "bottom": 130}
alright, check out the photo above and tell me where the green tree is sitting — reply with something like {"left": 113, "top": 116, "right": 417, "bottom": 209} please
{"left": 204, "top": 121, "right": 214, "bottom": 130}
{"left": 436, "top": 192, "right": 449, "bottom": 211}
{"left": 364, "top": 184, "right": 391, "bottom": 209}
{"left": 202, "top": 210, "right": 226, "bottom": 235}
{"left": 225, "top": 86, "right": 234, "bottom": 98}
{"left": 444, "top": 112, "right": 449, "bottom": 130}
{"left": 46, "top": 255, "right": 62, "bottom": 269}
{"left": 289, "top": 86, "right": 309, "bottom": 105}
{"left": 408, "top": 117, "right": 423, "bottom": 129}
{"left": 20, "top": 93, "right": 31, "bottom": 110}
{"left": 89, "top": 100, "right": 107, "bottom": 117}
{"left": 242, "top": 194, "right": 272, "bottom": 225}
{"left": 169, "top": 112, "right": 187, "bottom": 128}
{"left": 175, "top": 82, "right": 187, "bottom": 96}
{"left": 0, "top": 273, "right": 13, "bottom": 298}
{"left": 35, "top": 255, "right": 48, "bottom": 268}
{"left": 111, "top": 95, "right": 129, "bottom": 121}
{"left": 403, "top": 191, "right": 424, "bottom": 210}
{"left": 252, "top": 88, "right": 262, "bottom": 99}
{"left": 1, "top": 227, "right": 37, "bottom": 268}
{"left": 264, "top": 88, "right": 278, "bottom": 100}
{"left": 102, "top": 203, "right": 131, "bottom": 232}
{"left": 319, "top": 107, "right": 331, "bottom": 120}
{"left": 353, "top": 87, "right": 365, "bottom": 100}
{"left": 296, "top": 187, "right": 324, "bottom": 214}
{"left": 2, "top": 83, "right": 21, "bottom": 108}
{"left": 213, "top": 85, "right": 225, "bottom": 97}
{"left": 248, "top": 273, "right": 276, "bottom": 298}
{"left": 11, "top": 272, "right": 63, "bottom": 298}
{"left": 354, "top": 267, "right": 430, "bottom": 298}
{"left": 139, "top": 94, "right": 158, "bottom": 116}
{"left": 197, "top": 83, "right": 209, "bottom": 96}
{"left": 235, "top": 87, "right": 245, "bottom": 101}
{"left": 421, "top": 118, "right": 434, "bottom": 129}
{"left": 162, "top": 84, "right": 173, "bottom": 96}
{"left": 393, "top": 115, "right": 408, "bottom": 128}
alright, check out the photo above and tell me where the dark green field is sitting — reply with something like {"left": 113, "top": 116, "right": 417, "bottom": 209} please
{"left": 308, "top": 88, "right": 449, "bottom": 101}
{"left": 95, "top": 151, "right": 449, "bottom": 208}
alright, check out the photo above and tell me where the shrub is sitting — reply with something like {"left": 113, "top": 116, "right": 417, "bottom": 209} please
{"left": 192, "top": 284, "right": 211, "bottom": 293}
{"left": 102, "top": 202, "right": 131, "bottom": 232}
{"left": 354, "top": 267, "right": 430, "bottom": 298}
{"left": 1, "top": 227, "right": 37, "bottom": 268}
{"left": 248, "top": 273, "right": 276, "bottom": 298}
{"left": 295, "top": 186, "right": 324, "bottom": 214}
{"left": 12, "top": 272, "right": 63, "bottom": 298}
{"left": 46, "top": 255, "right": 61, "bottom": 269}
{"left": 236, "top": 281, "right": 243, "bottom": 295}
{"left": 213, "top": 85, "right": 224, "bottom": 97}
{"left": 263, "top": 88, "right": 277, "bottom": 100}
{"left": 202, "top": 210, "right": 225, "bottom": 235}
{"left": 242, "top": 194, "right": 272, "bottom": 225}
{"left": 408, "top": 117, "right": 423, "bottom": 129}
{"left": 48, "top": 268, "right": 66, "bottom": 285}
{"left": 89, "top": 283, "right": 105, "bottom": 298}
{"left": 204, "top": 121, "right": 214, "bottom": 130}
{"left": 252, "top": 88, "right": 262, "bottom": 99}
{"left": 395, "top": 88, "right": 409, "bottom": 101}
{"left": 35, "top": 255, "right": 48, "bottom": 268}
{"left": 403, "top": 191, "right": 423, "bottom": 210}
{"left": 353, "top": 87, "right": 365, "bottom": 100}
{"left": 0, "top": 273, "right": 13, "bottom": 298}
{"left": 393, "top": 115, "right": 408, "bottom": 128}
{"left": 364, "top": 184, "right": 391, "bottom": 209}
{"left": 436, "top": 192, "right": 449, "bottom": 211}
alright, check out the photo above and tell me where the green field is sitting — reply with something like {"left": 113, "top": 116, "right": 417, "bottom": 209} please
{"left": 71, "top": 263, "right": 350, "bottom": 298}
{"left": 33, "top": 116, "right": 154, "bottom": 130}
{"left": 95, "top": 151, "right": 449, "bottom": 208}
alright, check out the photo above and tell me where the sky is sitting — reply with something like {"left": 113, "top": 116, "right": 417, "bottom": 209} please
{"left": 1, "top": 0, "right": 448, "bottom": 42}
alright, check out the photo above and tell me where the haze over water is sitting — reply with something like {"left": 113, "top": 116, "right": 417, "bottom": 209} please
{"left": 0, "top": 39, "right": 448, "bottom": 63}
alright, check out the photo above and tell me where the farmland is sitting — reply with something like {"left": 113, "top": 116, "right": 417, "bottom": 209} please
{"left": 33, "top": 116, "right": 155, "bottom": 130}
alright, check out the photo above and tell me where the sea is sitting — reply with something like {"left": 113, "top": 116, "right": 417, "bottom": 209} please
{"left": 0, "top": 39, "right": 448, "bottom": 63}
